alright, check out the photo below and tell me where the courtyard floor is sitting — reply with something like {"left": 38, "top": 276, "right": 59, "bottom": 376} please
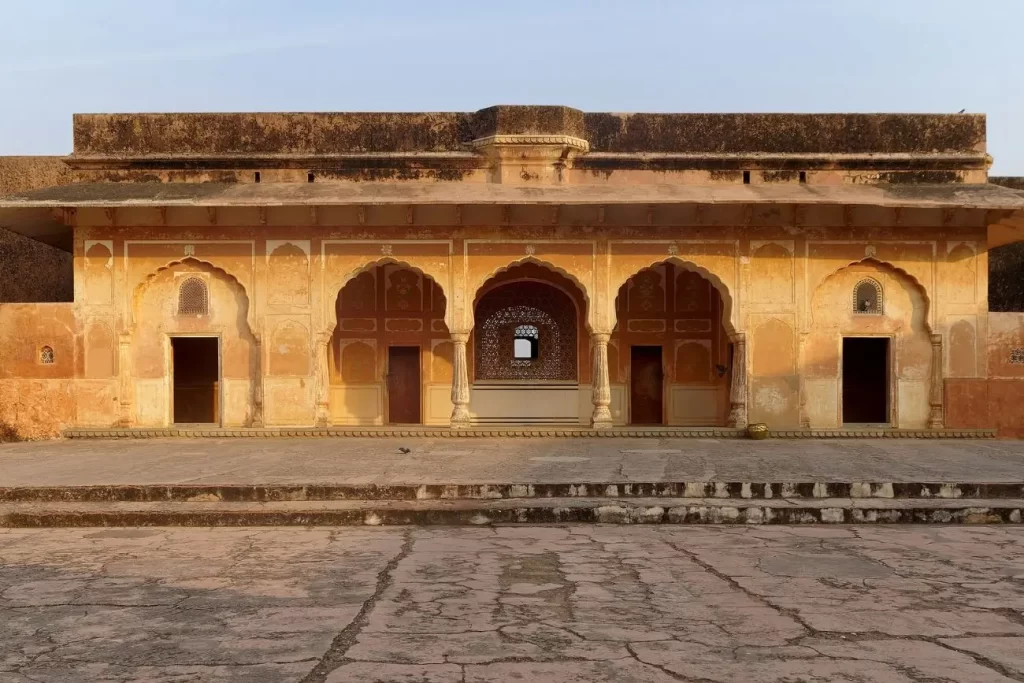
{"left": 1, "top": 525, "right": 1023, "bottom": 682}
{"left": 3, "top": 438, "right": 1024, "bottom": 487}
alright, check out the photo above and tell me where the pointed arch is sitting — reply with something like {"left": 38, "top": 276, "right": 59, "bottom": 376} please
{"left": 611, "top": 257, "right": 736, "bottom": 336}
{"left": 132, "top": 257, "right": 255, "bottom": 337}
{"left": 812, "top": 257, "right": 931, "bottom": 333}
{"left": 326, "top": 258, "right": 449, "bottom": 336}
{"left": 469, "top": 256, "right": 592, "bottom": 332}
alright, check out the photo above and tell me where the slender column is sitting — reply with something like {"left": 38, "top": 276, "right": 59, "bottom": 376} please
{"left": 590, "top": 332, "right": 613, "bottom": 429}
{"left": 928, "top": 333, "right": 944, "bottom": 429}
{"left": 251, "top": 334, "right": 264, "bottom": 428}
{"left": 450, "top": 332, "right": 472, "bottom": 428}
{"left": 314, "top": 331, "right": 331, "bottom": 427}
{"left": 117, "top": 331, "right": 132, "bottom": 427}
{"left": 727, "top": 332, "right": 748, "bottom": 428}
{"left": 797, "top": 332, "right": 810, "bottom": 428}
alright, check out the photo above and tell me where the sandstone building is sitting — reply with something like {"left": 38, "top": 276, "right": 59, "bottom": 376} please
{"left": 2, "top": 106, "right": 1024, "bottom": 438}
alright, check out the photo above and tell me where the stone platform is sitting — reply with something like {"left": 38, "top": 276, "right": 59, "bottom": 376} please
{"left": 2, "top": 437, "right": 1023, "bottom": 526}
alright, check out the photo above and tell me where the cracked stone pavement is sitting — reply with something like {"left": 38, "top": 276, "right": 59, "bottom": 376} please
{"left": 1, "top": 526, "right": 1024, "bottom": 682}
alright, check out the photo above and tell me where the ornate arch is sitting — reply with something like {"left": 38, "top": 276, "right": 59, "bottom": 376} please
{"left": 326, "top": 258, "right": 450, "bottom": 336}
{"left": 811, "top": 257, "right": 931, "bottom": 333}
{"left": 132, "top": 258, "right": 255, "bottom": 337}
{"left": 468, "top": 256, "right": 591, "bottom": 332}
{"left": 610, "top": 257, "right": 736, "bottom": 336}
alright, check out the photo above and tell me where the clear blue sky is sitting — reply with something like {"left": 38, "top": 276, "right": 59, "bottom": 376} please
{"left": 2, "top": 0, "right": 1022, "bottom": 174}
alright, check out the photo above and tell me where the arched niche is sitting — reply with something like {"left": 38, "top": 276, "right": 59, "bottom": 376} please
{"left": 805, "top": 259, "right": 932, "bottom": 429}
{"left": 130, "top": 259, "right": 257, "bottom": 427}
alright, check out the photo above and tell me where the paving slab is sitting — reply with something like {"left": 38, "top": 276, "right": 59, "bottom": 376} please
{"left": 3, "top": 437, "right": 1024, "bottom": 487}
{"left": 2, "top": 526, "right": 1024, "bottom": 682}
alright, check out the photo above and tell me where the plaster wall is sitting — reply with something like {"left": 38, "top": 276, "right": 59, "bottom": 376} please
{"left": 0, "top": 208, "right": 1000, "bottom": 437}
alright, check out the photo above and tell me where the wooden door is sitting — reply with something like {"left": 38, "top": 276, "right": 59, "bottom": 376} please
{"left": 630, "top": 346, "right": 663, "bottom": 425}
{"left": 387, "top": 346, "right": 421, "bottom": 424}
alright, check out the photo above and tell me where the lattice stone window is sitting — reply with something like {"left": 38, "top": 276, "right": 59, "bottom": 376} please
{"left": 853, "top": 278, "right": 882, "bottom": 315}
{"left": 178, "top": 277, "right": 209, "bottom": 316}
{"left": 513, "top": 324, "right": 540, "bottom": 363}
{"left": 475, "top": 282, "right": 577, "bottom": 381}
{"left": 1011, "top": 348, "right": 1024, "bottom": 365}
{"left": 39, "top": 346, "right": 54, "bottom": 364}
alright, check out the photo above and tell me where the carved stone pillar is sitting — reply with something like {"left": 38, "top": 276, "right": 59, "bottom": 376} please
{"left": 117, "top": 331, "right": 132, "bottom": 427}
{"left": 251, "top": 334, "right": 264, "bottom": 428}
{"left": 929, "top": 333, "right": 944, "bottom": 429}
{"left": 590, "top": 332, "right": 613, "bottom": 429}
{"left": 314, "top": 331, "right": 331, "bottom": 427}
{"left": 450, "top": 332, "right": 472, "bottom": 429}
{"left": 728, "top": 332, "right": 748, "bottom": 429}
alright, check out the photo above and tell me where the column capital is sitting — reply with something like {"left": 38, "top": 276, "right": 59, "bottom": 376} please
{"left": 930, "top": 333, "right": 943, "bottom": 346}
{"left": 450, "top": 331, "right": 471, "bottom": 344}
{"left": 729, "top": 330, "right": 747, "bottom": 344}
{"left": 590, "top": 331, "right": 612, "bottom": 344}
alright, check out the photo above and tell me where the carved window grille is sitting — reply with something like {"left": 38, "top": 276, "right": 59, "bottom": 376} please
{"left": 39, "top": 346, "right": 54, "bottom": 364}
{"left": 475, "top": 282, "right": 577, "bottom": 381}
{"left": 178, "top": 277, "right": 209, "bottom": 316}
{"left": 1011, "top": 348, "right": 1024, "bottom": 365}
{"left": 853, "top": 278, "right": 882, "bottom": 315}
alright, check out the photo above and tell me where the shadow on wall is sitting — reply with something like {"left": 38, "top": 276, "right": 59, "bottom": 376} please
{"left": 0, "top": 421, "right": 20, "bottom": 442}
{"left": 989, "top": 242, "right": 1024, "bottom": 312}
{"left": 0, "top": 228, "right": 72, "bottom": 303}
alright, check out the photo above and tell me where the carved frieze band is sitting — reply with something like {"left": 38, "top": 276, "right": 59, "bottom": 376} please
{"left": 471, "top": 134, "right": 590, "bottom": 153}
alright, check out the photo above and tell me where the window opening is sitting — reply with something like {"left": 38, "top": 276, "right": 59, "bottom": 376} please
{"left": 513, "top": 324, "right": 540, "bottom": 361}
{"left": 853, "top": 278, "right": 882, "bottom": 314}
{"left": 178, "top": 277, "right": 209, "bottom": 316}
{"left": 39, "top": 346, "right": 54, "bottom": 364}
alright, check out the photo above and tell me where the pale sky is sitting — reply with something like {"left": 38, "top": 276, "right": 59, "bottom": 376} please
{"left": 2, "top": 0, "right": 1022, "bottom": 174}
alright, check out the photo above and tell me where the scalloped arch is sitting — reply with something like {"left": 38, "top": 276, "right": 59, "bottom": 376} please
{"left": 469, "top": 256, "right": 592, "bottom": 332}
{"left": 812, "top": 257, "right": 932, "bottom": 332}
{"left": 610, "top": 257, "right": 736, "bottom": 335}
{"left": 132, "top": 257, "right": 255, "bottom": 335}
{"left": 327, "top": 258, "right": 450, "bottom": 335}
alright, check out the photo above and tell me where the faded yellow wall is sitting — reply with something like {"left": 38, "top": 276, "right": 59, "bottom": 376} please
{"left": 0, "top": 204, "right": 997, "bottom": 435}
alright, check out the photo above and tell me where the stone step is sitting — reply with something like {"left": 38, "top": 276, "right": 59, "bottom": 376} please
{"left": 62, "top": 427, "right": 998, "bottom": 439}
{"left": 2, "top": 497, "right": 1022, "bottom": 527}
{"left": 3, "top": 481, "right": 1023, "bottom": 503}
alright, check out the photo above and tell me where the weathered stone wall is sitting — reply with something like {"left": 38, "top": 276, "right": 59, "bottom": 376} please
{"left": 0, "top": 156, "right": 74, "bottom": 303}
{"left": 0, "top": 228, "right": 73, "bottom": 303}
{"left": 0, "top": 156, "right": 71, "bottom": 195}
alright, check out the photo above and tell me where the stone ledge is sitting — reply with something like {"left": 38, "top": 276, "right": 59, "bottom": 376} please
{"left": 61, "top": 427, "right": 997, "bottom": 439}
{"left": 3, "top": 482, "right": 1022, "bottom": 504}
{"left": 2, "top": 497, "right": 1022, "bottom": 527}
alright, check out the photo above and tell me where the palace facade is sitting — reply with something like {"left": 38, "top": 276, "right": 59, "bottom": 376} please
{"left": 1, "top": 106, "right": 1024, "bottom": 437}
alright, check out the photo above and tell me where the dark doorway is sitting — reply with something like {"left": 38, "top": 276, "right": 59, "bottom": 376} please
{"left": 387, "top": 346, "right": 421, "bottom": 424}
{"left": 842, "top": 337, "right": 889, "bottom": 424}
{"left": 171, "top": 337, "right": 219, "bottom": 424}
{"left": 630, "top": 346, "right": 664, "bottom": 425}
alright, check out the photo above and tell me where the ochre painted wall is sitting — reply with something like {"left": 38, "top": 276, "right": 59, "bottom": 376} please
{"left": 0, "top": 208, "right": 1013, "bottom": 437}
